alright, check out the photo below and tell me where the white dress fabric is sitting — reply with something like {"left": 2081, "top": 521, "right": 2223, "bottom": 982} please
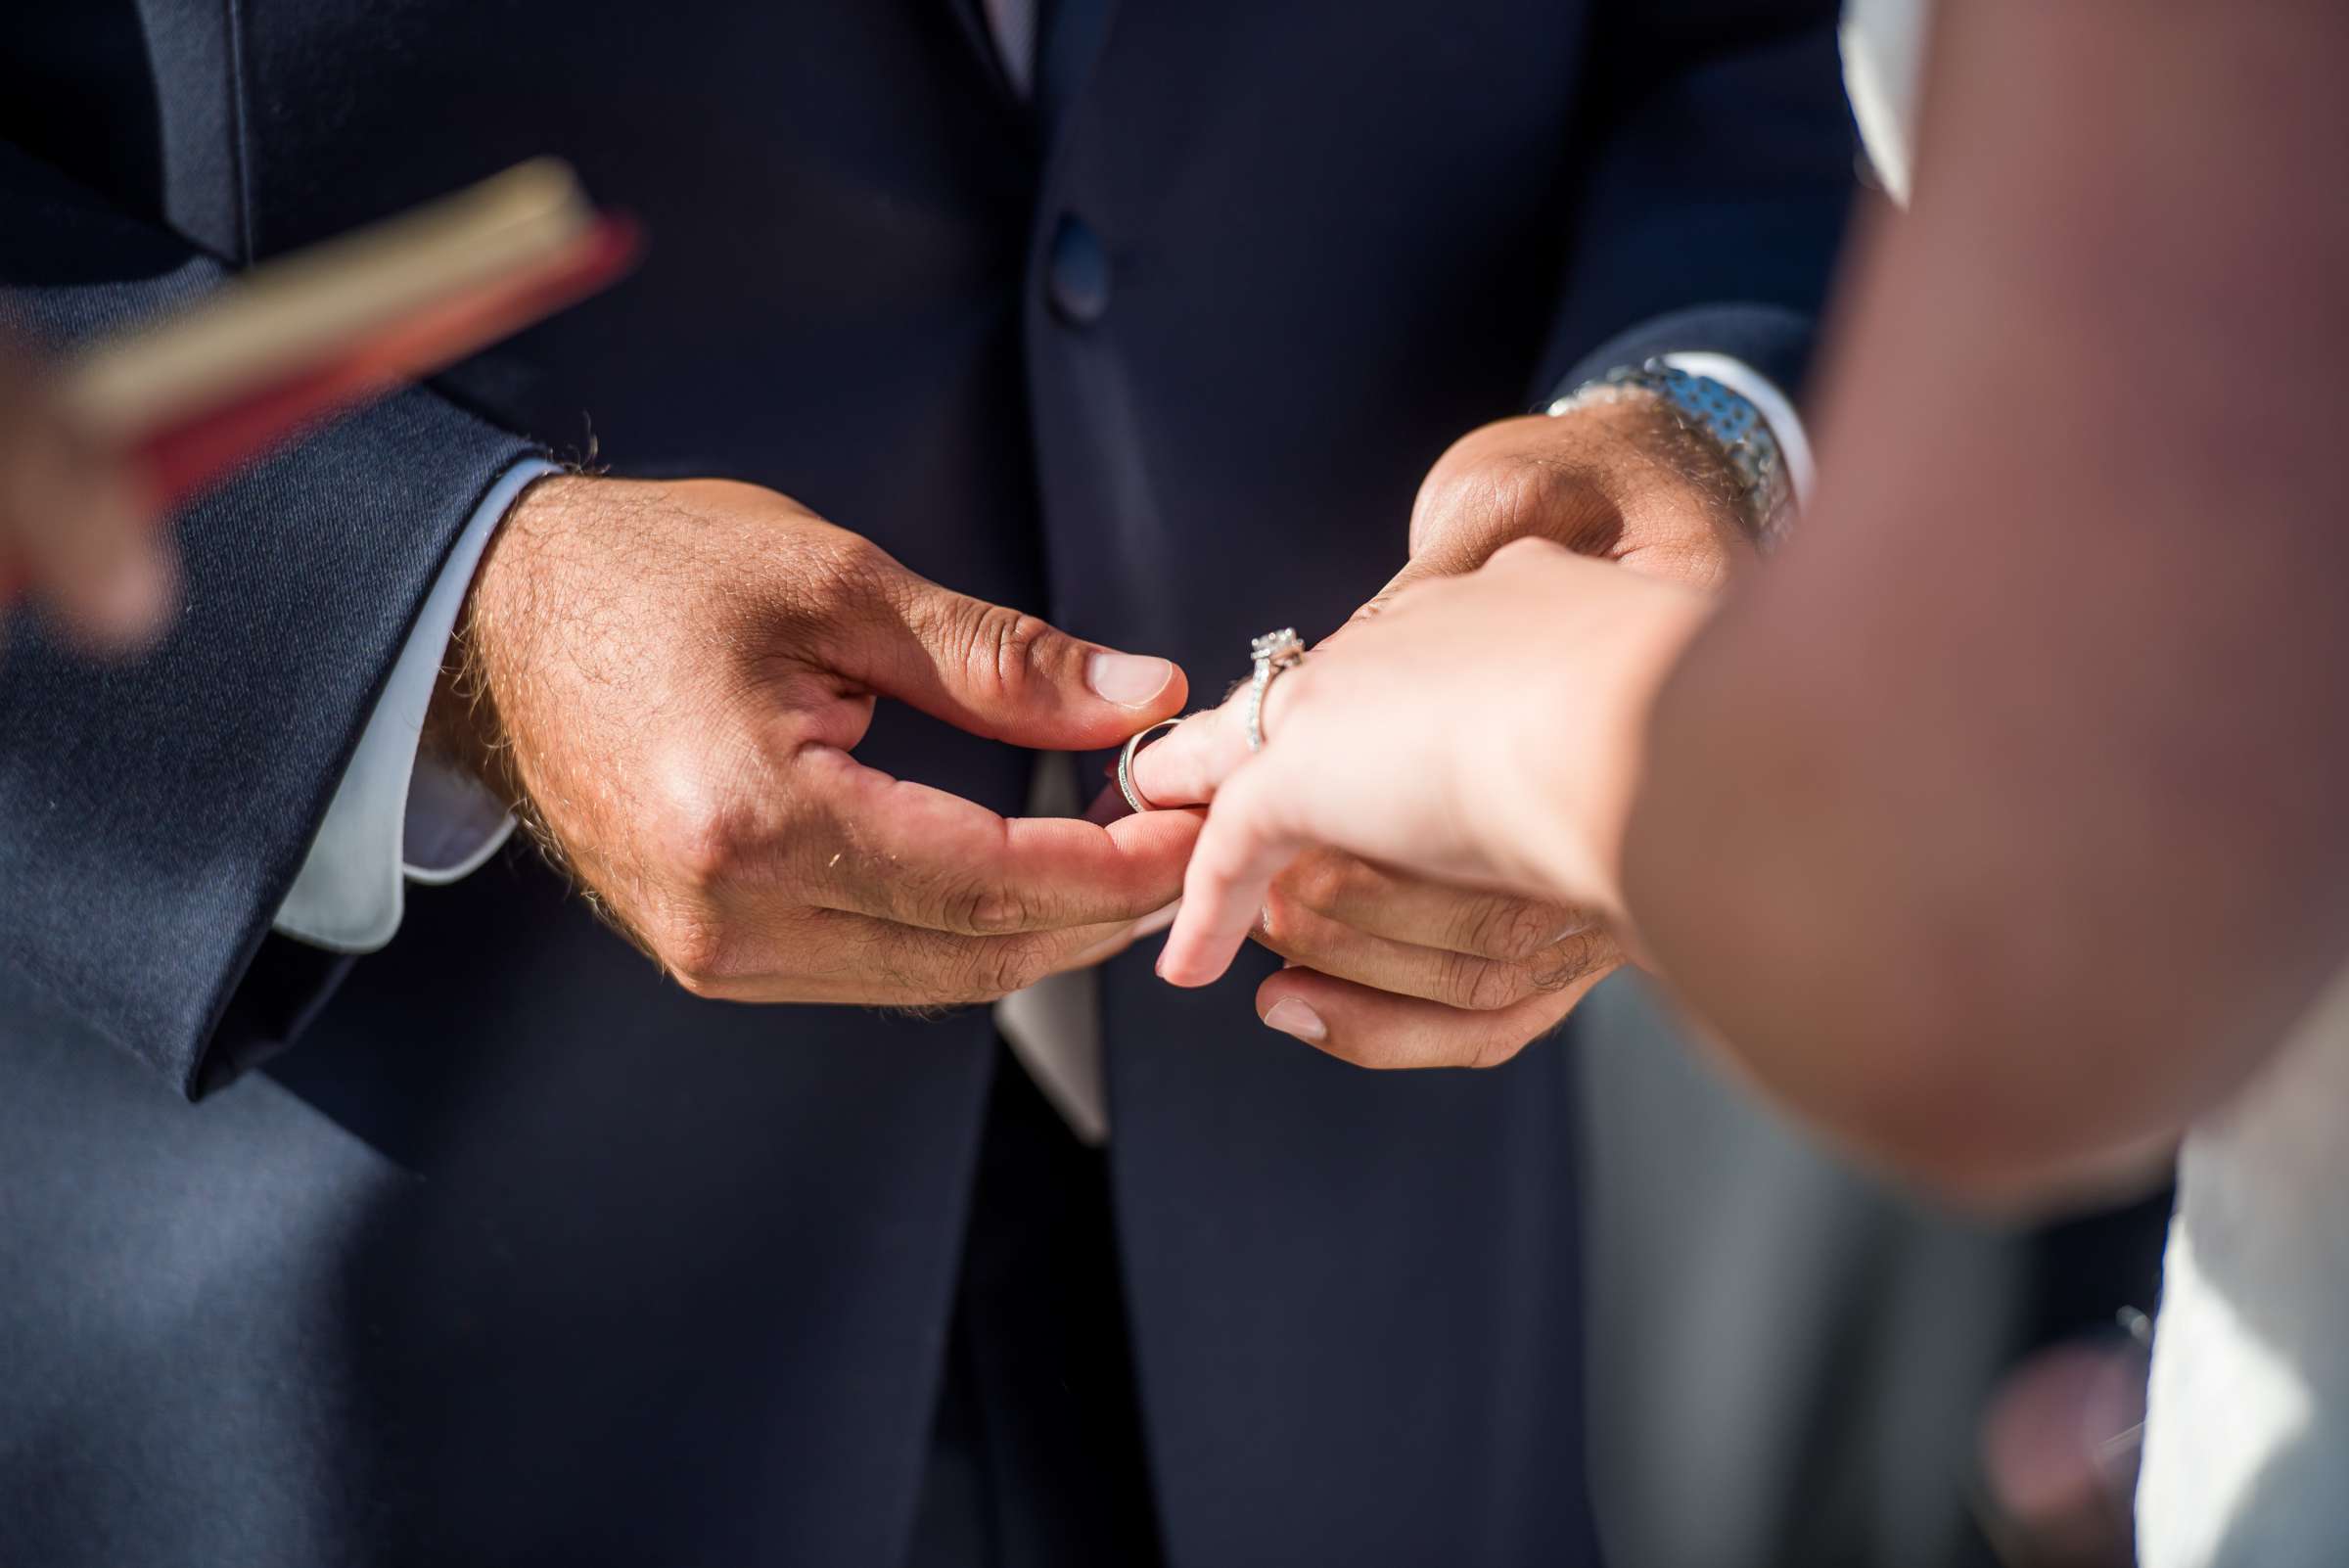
{"left": 1839, "top": 0, "right": 1931, "bottom": 205}
{"left": 2138, "top": 971, "right": 2349, "bottom": 1566}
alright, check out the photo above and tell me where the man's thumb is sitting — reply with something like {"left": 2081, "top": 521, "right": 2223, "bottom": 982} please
{"left": 851, "top": 573, "right": 1186, "bottom": 749}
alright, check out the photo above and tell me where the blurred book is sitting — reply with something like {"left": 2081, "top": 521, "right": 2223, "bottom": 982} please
{"left": 59, "top": 157, "right": 636, "bottom": 506}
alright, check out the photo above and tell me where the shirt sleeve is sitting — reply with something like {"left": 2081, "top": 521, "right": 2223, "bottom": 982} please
{"left": 272, "top": 457, "right": 555, "bottom": 952}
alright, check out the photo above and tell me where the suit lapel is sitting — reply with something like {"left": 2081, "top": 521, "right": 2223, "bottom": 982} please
{"left": 941, "top": 0, "right": 1025, "bottom": 107}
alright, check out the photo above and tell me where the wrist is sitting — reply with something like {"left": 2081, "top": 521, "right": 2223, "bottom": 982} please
{"left": 421, "top": 469, "right": 595, "bottom": 810}
{"left": 419, "top": 611, "right": 505, "bottom": 804}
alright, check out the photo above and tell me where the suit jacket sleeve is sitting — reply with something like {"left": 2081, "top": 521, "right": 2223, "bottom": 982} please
{"left": 1536, "top": 0, "right": 1860, "bottom": 404}
{"left": 0, "top": 143, "right": 537, "bottom": 1099}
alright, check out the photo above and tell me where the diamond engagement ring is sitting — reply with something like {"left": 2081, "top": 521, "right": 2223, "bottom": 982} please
{"left": 1244, "top": 627, "right": 1306, "bottom": 753}
{"left": 1117, "top": 719, "right": 1182, "bottom": 814}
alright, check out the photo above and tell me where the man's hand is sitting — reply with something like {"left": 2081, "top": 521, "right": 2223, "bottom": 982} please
{"left": 1392, "top": 396, "right": 1753, "bottom": 592}
{"left": 1226, "top": 395, "right": 1752, "bottom": 1067}
{"left": 435, "top": 475, "right": 1197, "bottom": 1005}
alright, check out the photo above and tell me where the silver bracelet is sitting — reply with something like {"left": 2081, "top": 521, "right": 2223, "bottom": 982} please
{"left": 1550, "top": 359, "right": 1793, "bottom": 549}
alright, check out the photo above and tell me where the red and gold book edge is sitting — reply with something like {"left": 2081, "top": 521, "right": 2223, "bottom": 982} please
{"left": 1, "top": 153, "right": 645, "bottom": 609}
{"left": 127, "top": 213, "right": 638, "bottom": 505}
{"left": 0, "top": 212, "right": 637, "bottom": 609}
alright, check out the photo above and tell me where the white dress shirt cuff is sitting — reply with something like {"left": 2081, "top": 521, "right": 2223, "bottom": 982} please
{"left": 273, "top": 457, "right": 556, "bottom": 953}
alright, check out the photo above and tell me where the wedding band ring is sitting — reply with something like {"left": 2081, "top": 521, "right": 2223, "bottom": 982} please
{"left": 1117, "top": 719, "right": 1182, "bottom": 814}
{"left": 1244, "top": 627, "right": 1307, "bottom": 754}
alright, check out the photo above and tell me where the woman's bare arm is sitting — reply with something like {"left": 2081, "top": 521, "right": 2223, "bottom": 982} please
{"left": 1624, "top": 2, "right": 2349, "bottom": 1206}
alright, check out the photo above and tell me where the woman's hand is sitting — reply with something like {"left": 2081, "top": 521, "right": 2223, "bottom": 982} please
{"left": 1134, "top": 539, "right": 1712, "bottom": 1047}
{"left": 1126, "top": 399, "right": 1750, "bottom": 1067}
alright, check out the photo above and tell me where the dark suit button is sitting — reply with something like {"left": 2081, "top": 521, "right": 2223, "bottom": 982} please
{"left": 1046, "top": 213, "right": 1111, "bottom": 326}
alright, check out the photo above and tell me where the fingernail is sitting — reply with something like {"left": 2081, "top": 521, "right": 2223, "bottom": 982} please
{"left": 1087, "top": 651, "right": 1174, "bottom": 708}
{"left": 1262, "top": 997, "right": 1326, "bottom": 1043}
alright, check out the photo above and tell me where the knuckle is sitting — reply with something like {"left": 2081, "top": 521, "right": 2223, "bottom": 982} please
{"left": 1444, "top": 950, "right": 1532, "bottom": 1013}
{"left": 658, "top": 809, "right": 749, "bottom": 892}
{"left": 927, "top": 869, "right": 1040, "bottom": 937}
{"left": 645, "top": 751, "right": 768, "bottom": 893}
{"left": 1430, "top": 446, "right": 1606, "bottom": 564}
{"left": 1280, "top": 852, "right": 1355, "bottom": 917}
{"left": 1456, "top": 897, "right": 1557, "bottom": 963}
{"left": 965, "top": 885, "right": 1034, "bottom": 938}
{"left": 1411, "top": 429, "right": 1519, "bottom": 527}
{"left": 1255, "top": 887, "right": 1302, "bottom": 949}
{"left": 1530, "top": 928, "right": 1618, "bottom": 992}
{"left": 805, "top": 530, "right": 895, "bottom": 607}
{"left": 966, "top": 935, "right": 1060, "bottom": 1001}
{"left": 962, "top": 603, "right": 1054, "bottom": 705}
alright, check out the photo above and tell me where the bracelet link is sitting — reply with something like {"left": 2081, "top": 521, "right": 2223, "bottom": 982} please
{"left": 1549, "top": 358, "right": 1792, "bottom": 548}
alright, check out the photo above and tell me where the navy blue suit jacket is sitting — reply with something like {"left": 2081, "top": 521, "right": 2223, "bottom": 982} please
{"left": 0, "top": 4, "right": 1853, "bottom": 1563}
